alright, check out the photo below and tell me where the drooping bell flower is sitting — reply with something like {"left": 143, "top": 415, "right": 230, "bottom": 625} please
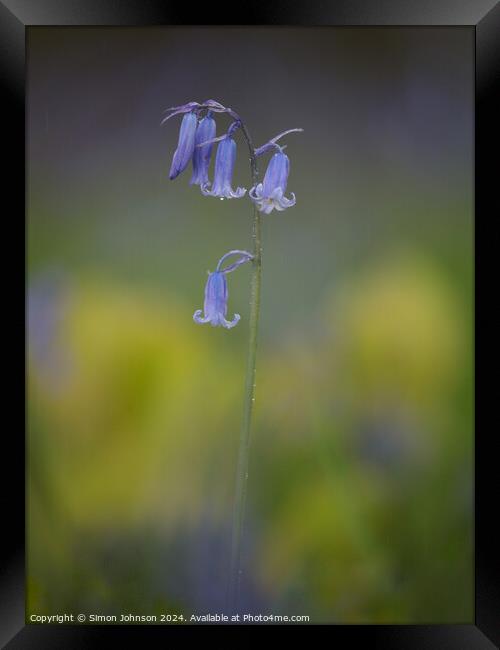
{"left": 201, "top": 137, "right": 246, "bottom": 199}
{"left": 169, "top": 111, "right": 197, "bottom": 180}
{"left": 190, "top": 112, "right": 216, "bottom": 187}
{"left": 249, "top": 150, "right": 296, "bottom": 214}
{"left": 193, "top": 250, "right": 253, "bottom": 329}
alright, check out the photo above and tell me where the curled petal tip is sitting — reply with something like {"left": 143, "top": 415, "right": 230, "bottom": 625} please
{"left": 223, "top": 313, "right": 241, "bottom": 329}
{"left": 231, "top": 187, "right": 247, "bottom": 198}
{"left": 193, "top": 309, "right": 209, "bottom": 324}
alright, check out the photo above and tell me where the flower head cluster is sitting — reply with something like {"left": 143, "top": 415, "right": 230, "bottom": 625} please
{"left": 163, "top": 99, "right": 303, "bottom": 331}
{"left": 163, "top": 99, "right": 302, "bottom": 212}
{"left": 164, "top": 101, "right": 246, "bottom": 200}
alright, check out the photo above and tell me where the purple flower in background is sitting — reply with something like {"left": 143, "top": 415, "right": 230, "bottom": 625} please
{"left": 28, "top": 270, "right": 72, "bottom": 391}
{"left": 190, "top": 112, "right": 216, "bottom": 187}
{"left": 249, "top": 150, "right": 296, "bottom": 214}
{"left": 169, "top": 111, "right": 197, "bottom": 180}
{"left": 193, "top": 250, "right": 253, "bottom": 329}
{"left": 202, "top": 137, "right": 246, "bottom": 199}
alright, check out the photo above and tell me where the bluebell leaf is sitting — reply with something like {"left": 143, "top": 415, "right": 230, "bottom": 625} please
{"left": 201, "top": 137, "right": 246, "bottom": 199}
{"left": 216, "top": 249, "right": 254, "bottom": 273}
{"left": 203, "top": 99, "right": 241, "bottom": 121}
{"left": 162, "top": 99, "right": 240, "bottom": 124}
{"left": 163, "top": 101, "right": 201, "bottom": 114}
{"left": 196, "top": 120, "right": 241, "bottom": 150}
{"left": 190, "top": 112, "right": 216, "bottom": 187}
{"left": 161, "top": 101, "right": 202, "bottom": 124}
{"left": 169, "top": 112, "right": 198, "bottom": 180}
{"left": 193, "top": 250, "right": 253, "bottom": 329}
{"left": 202, "top": 99, "right": 227, "bottom": 112}
{"left": 249, "top": 151, "right": 296, "bottom": 214}
{"left": 254, "top": 128, "right": 303, "bottom": 158}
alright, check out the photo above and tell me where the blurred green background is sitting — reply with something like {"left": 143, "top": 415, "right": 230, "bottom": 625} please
{"left": 27, "top": 27, "right": 473, "bottom": 623}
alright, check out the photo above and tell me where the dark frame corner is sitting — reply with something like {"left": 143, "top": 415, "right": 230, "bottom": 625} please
{"left": 3, "top": 0, "right": 499, "bottom": 646}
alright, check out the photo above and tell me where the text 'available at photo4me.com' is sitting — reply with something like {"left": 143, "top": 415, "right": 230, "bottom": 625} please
{"left": 29, "top": 612, "right": 311, "bottom": 624}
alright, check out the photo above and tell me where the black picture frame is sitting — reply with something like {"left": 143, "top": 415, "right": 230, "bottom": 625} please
{"left": 3, "top": 0, "right": 499, "bottom": 646}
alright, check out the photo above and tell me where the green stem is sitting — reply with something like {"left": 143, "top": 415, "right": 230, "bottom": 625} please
{"left": 228, "top": 122, "right": 261, "bottom": 613}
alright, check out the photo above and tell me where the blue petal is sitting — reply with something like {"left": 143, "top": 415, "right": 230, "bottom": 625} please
{"left": 201, "top": 137, "right": 245, "bottom": 198}
{"left": 190, "top": 113, "right": 216, "bottom": 186}
{"left": 262, "top": 152, "right": 289, "bottom": 197}
{"left": 169, "top": 112, "right": 197, "bottom": 180}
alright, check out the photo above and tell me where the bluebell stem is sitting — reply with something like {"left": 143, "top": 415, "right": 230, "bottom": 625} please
{"left": 249, "top": 149, "right": 295, "bottom": 214}
{"left": 190, "top": 112, "right": 216, "bottom": 187}
{"left": 201, "top": 136, "right": 246, "bottom": 199}
{"left": 169, "top": 111, "right": 197, "bottom": 180}
{"left": 163, "top": 99, "right": 303, "bottom": 614}
{"left": 193, "top": 250, "right": 253, "bottom": 329}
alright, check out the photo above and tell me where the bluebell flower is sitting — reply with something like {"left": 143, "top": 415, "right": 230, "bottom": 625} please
{"left": 169, "top": 111, "right": 198, "bottom": 180}
{"left": 201, "top": 137, "right": 246, "bottom": 199}
{"left": 193, "top": 250, "right": 253, "bottom": 329}
{"left": 190, "top": 112, "right": 216, "bottom": 187}
{"left": 249, "top": 150, "right": 295, "bottom": 214}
